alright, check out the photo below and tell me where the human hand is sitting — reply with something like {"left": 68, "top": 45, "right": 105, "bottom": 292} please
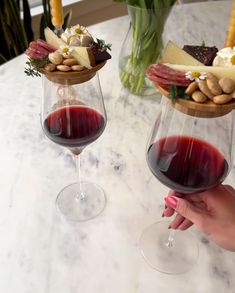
{"left": 163, "top": 184, "right": 235, "bottom": 251}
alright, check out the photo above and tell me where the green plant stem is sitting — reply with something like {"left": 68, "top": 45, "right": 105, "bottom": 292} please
{"left": 119, "top": 0, "right": 176, "bottom": 95}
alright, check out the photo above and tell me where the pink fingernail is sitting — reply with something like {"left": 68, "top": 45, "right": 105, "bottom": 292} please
{"left": 164, "top": 196, "right": 178, "bottom": 209}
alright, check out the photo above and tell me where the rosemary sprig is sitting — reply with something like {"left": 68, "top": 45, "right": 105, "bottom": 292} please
{"left": 96, "top": 38, "right": 112, "bottom": 51}
{"left": 169, "top": 85, "right": 191, "bottom": 102}
{"left": 24, "top": 61, "right": 41, "bottom": 77}
{"left": 24, "top": 57, "right": 49, "bottom": 77}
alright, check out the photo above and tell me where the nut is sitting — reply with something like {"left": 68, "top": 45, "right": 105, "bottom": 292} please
{"left": 44, "top": 63, "right": 56, "bottom": 72}
{"left": 231, "top": 90, "right": 235, "bottom": 99}
{"left": 185, "top": 81, "right": 198, "bottom": 95}
{"left": 213, "top": 94, "right": 232, "bottom": 105}
{"left": 48, "top": 52, "right": 63, "bottom": 65}
{"left": 71, "top": 65, "right": 85, "bottom": 71}
{"left": 206, "top": 72, "right": 218, "bottom": 83}
{"left": 206, "top": 76, "right": 222, "bottom": 96}
{"left": 191, "top": 91, "right": 207, "bottom": 103}
{"left": 57, "top": 65, "right": 71, "bottom": 72}
{"left": 63, "top": 58, "right": 78, "bottom": 66}
{"left": 219, "top": 77, "right": 235, "bottom": 94}
{"left": 198, "top": 80, "right": 214, "bottom": 100}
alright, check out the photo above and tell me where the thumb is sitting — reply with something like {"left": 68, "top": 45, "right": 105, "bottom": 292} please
{"left": 164, "top": 195, "right": 201, "bottom": 224}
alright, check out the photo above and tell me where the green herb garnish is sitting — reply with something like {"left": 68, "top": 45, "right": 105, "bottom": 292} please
{"left": 24, "top": 57, "right": 50, "bottom": 77}
{"left": 169, "top": 85, "right": 191, "bottom": 102}
{"left": 96, "top": 39, "right": 112, "bottom": 51}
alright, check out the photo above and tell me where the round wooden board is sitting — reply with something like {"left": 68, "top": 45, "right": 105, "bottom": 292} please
{"left": 41, "top": 61, "right": 106, "bottom": 85}
{"left": 158, "top": 85, "right": 235, "bottom": 118}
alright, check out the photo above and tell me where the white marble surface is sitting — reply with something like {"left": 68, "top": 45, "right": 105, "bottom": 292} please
{"left": 1, "top": 1, "right": 235, "bottom": 292}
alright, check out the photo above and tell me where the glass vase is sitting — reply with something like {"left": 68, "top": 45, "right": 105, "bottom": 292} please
{"left": 119, "top": 4, "right": 173, "bottom": 96}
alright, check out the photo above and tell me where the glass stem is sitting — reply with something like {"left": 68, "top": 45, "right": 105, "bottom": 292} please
{"left": 74, "top": 154, "right": 85, "bottom": 201}
{"left": 165, "top": 229, "right": 175, "bottom": 248}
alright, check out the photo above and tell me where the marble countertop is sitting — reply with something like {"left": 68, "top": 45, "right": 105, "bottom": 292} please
{"left": 1, "top": 1, "right": 235, "bottom": 292}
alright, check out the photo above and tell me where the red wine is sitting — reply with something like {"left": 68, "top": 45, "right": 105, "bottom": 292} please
{"left": 147, "top": 136, "right": 228, "bottom": 193}
{"left": 43, "top": 105, "right": 105, "bottom": 152}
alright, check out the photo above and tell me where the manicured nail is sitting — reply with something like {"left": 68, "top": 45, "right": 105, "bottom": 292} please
{"left": 168, "top": 224, "right": 171, "bottom": 229}
{"left": 161, "top": 212, "right": 165, "bottom": 218}
{"left": 164, "top": 196, "right": 178, "bottom": 209}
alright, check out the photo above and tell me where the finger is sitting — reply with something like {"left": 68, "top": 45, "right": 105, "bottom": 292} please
{"left": 169, "top": 214, "right": 185, "bottom": 229}
{"left": 177, "top": 218, "right": 193, "bottom": 231}
{"left": 168, "top": 189, "right": 204, "bottom": 203}
{"left": 164, "top": 196, "right": 203, "bottom": 224}
{"left": 223, "top": 184, "right": 235, "bottom": 195}
{"left": 162, "top": 206, "right": 175, "bottom": 217}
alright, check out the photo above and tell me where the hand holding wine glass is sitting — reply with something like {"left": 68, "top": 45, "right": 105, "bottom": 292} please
{"left": 163, "top": 184, "right": 235, "bottom": 251}
{"left": 140, "top": 96, "right": 235, "bottom": 274}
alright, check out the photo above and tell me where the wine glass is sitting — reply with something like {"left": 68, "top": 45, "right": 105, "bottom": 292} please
{"left": 41, "top": 73, "right": 107, "bottom": 222}
{"left": 140, "top": 96, "right": 235, "bottom": 274}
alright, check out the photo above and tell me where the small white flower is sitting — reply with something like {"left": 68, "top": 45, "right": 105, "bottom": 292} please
{"left": 70, "top": 24, "right": 89, "bottom": 36}
{"left": 185, "top": 71, "right": 207, "bottom": 82}
{"left": 59, "top": 45, "right": 72, "bottom": 57}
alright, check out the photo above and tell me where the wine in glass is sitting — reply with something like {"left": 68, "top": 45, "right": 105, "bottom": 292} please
{"left": 41, "top": 73, "right": 107, "bottom": 222}
{"left": 140, "top": 96, "right": 234, "bottom": 274}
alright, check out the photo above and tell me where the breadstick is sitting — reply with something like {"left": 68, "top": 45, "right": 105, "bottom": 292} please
{"left": 225, "top": 0, "right": 235, "bottom": 47}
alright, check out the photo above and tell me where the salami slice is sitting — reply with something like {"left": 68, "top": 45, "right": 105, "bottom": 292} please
{"left": 36, "top": 39, "right": 56, "bottom": 52}
{"left": 25, "top": 39, "right": 55, "bottom": 59}
{"left": 146, "top": 63, "right": 191, "bottom": 89}
{"left": 25, "top": 48, "right": 43, "bottom": 59}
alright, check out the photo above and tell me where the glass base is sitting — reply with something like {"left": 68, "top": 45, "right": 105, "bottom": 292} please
{"left": 56, "top": 181, "right": 106, "bottom": 222}
{"left": 139, "top": 220, "right": 199, "bottom": 274}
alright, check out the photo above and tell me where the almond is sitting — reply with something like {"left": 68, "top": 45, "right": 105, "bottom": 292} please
{"left": 71, "top": 65, "right": 85, "bottom": 71}
{"left": 213, "top": 94, "right": 232, "bottom": 105}
{"left": 206, "top": 77, "right": 222, "bottom": 96}
{"left": 63, "top": 58, "right": 78, "bottom": 66}
{"left": 185, "top": 81, "right": 198, "bottom": 95}
{"left": 191, "top": 91, "right": 207, "bottom": 103}
{"left": 219, "top": 78, "right": 235, "bottom": 94}
{"left": 44, "top": 63, "right": 56, "bottom": 72}
{"left": 198, "top": 80, "right": 214, "bottom": 100}
{"left": 48, "top": 52, "right": 63, "bottom": 65}
{"left": 57, "top": 65, "right": 71, "bottom": 72}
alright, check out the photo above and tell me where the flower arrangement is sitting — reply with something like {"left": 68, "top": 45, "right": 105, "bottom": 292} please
{"left": 115, "top": 0, "right": 177, "bottom": 95}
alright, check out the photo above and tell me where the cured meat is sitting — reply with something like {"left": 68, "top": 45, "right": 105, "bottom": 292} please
{"left": 25, "top": 39, "right": 56, "bottom": 59}
{"left": 150, "top": 74, "right": 190, "bottom": 87}
{"left": 36, "top": 39, "right": 56, "bottom": 52}
{"left": 28, "top": 42, "right": 50, "bottom": 56}
{"left": 25, "top": 48, "right": 43, "bottom": 59}
{"left": 146, "top": 63, "right": 191, "bottom": 89}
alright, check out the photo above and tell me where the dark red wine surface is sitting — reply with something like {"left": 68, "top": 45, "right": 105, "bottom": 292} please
{"left": 44, "top": 105, "right": 105, "bottom": 149}
{"left": 147, "top": 135, "right": 228, "bottom": 193}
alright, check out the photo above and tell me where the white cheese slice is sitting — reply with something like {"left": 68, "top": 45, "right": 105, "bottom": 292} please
{"left": 161, "top": 41, "right": 203, "bottom": 66}
{"left": 71, "top": 47, "right": 95, "bottom": 69}
{"left": 44, "top": 27, "right": 66, "bottom": 49}
{"left": 165, "top": 63, "right": 235, "bottom": 82}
